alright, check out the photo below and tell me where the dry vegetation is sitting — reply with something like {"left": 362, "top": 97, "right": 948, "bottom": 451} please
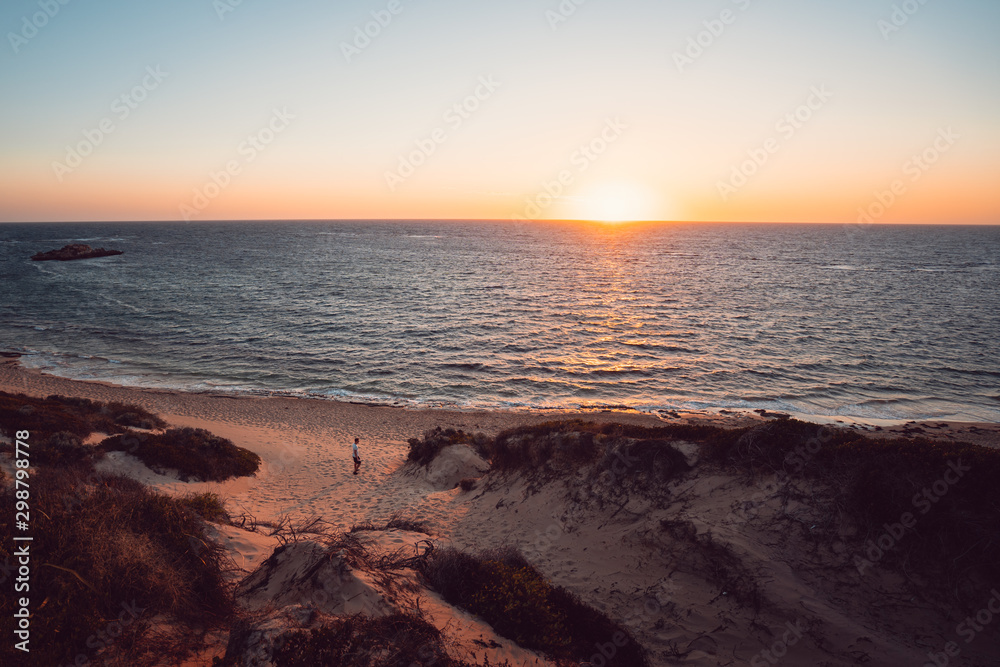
{"left": 421, "top": 546, "right": 650, "bottom": 667}
{"left": 0, "top": 392, "right": 260, "bottom": 664}
{"left": 480, "top": 418, "right": 1000, "bottom": 603}
{"left": 100, "top": 427, "right": 261, "bottom": 481}
{"left": 0, "top": 471, "right": 235, "bottom": 665}
{"left": 4, "top": 393, "right": 998, "bottom": 665}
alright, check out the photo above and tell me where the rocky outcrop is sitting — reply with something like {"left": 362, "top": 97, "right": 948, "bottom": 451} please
{"left": 31, "top": 244, "right": 123, "bottom": 261}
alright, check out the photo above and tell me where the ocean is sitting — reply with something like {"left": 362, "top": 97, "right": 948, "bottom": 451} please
{"left": 1, "top": 221, "right": 998, "bottom": 423}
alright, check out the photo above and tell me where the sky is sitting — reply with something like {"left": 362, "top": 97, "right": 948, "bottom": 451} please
{"left": 1, "top": 0, "right": 998, "bottom": 224}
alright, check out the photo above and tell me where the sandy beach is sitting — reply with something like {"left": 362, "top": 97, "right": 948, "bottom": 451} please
{"left": 0, "top": 359, "right": 705, "bottom": 529}
{"left": 3, "top": 358, "right": 1000, "bottom": 666}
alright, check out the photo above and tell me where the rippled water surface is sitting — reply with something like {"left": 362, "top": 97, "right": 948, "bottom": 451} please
{"left": 1, "top": 221, "right": 998, "bottom": 421}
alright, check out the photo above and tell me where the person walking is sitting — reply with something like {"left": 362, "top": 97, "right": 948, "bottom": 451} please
{"left": 352, "top": 437, "right": 362, "bottom": 475}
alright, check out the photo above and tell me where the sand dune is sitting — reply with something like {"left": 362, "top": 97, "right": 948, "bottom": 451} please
{"left": 2, "top": 360, "right": 999, "bottom": 666}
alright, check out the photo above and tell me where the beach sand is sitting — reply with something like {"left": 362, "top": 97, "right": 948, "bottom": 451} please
{"left": 3, "top": 359, "right": 999, "bottom": 666}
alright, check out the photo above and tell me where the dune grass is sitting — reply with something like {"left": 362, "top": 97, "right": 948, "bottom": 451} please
{"left": 489, "top": 418, "right": 1000, "bottom": 598}
{"left": 0, "top": 470, "right": 234, "bottom": 665}
{"left": 178, "top": 491, "right": 231, "bottom": 524}
{"left": 701, "top": 418, "right": 1000, "bottom": 591}
{"left": 0, "top": 392, "right": 260, "bottom": 481}
{"left": 421, "top": 546, "right": 649, "bottom": 667}
{"left": 348, "top": 511, "right": 428, "bottom": 535}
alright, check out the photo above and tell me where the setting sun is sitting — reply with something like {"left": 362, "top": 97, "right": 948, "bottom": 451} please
{"left": 574, "top": 182, "right": 663, "bottom": 223}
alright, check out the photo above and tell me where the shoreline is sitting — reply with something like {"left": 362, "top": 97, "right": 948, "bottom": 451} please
{"left": 3, "top": 358, "right": 998, "bottom": 449}
{"left": 10, "top": 344, "right": 1000, "bottom": 426}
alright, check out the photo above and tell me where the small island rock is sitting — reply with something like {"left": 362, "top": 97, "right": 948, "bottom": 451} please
{"left": 31, "top": 244, "right": 124, "bottom": 262}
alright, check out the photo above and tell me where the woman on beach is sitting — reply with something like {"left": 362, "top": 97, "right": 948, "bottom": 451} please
{"left": 352, "top": 437, "right": 361, "bottom": 475}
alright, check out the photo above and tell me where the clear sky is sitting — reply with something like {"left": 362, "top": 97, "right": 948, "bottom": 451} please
{"left": 1, "top": 0, "right": 998, "bottom": 223}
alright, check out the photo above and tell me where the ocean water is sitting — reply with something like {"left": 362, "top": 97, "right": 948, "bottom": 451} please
{"left": 1, "top": 221, "right": 998, "bottom": 423}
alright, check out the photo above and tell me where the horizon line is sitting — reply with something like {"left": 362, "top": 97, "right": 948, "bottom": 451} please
{"left": 2, "top": 218, "right": 999, "bottom": 227}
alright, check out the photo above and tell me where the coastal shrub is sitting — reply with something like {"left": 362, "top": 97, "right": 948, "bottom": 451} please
{"left": 822, "top": 435, "right": 1000, "bottom": 590}
{"left": 421, "top": 547, "right": 649, "bottom": 666}
{"left": 0, "top": 470, "right": 233, "bottom": 665}
{"left": 0, "top": 391, "right": 93, "bottom": 440}
{"left": 599, "top": 437, "right": 691, "bottom": 486}
{"left": 698, "top": 418, "right": 828, "bottom": 472}
{"left": 31, "top": 430, "right": 94, "bottom": 468}
{"left": 100, "top": 427, "right": 261, "bottom": 481}
{"left": 485, "top": 419, "right": 737, "bottom": 474}
{"left": 219, "top": 613, "right": 507, "bottom": 667}
{"left": 0, "top": 391, "right": 166, "bottom": 441}
{"left": 406, "top": 427, "right": 482, "bottom": 466}
{"left": 45, "top": 394, "right": 167, "bottom": 432}
{"left": 486, "top": 428, "right": 597, "bottom": 473}
{"left": 459, "top": 477, "right": 477, "bottom": 491}
{"left": 270, "top": 614, "right": 451, "bottom": 667}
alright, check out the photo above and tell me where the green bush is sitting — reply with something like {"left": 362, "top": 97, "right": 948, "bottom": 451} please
{"left": 45, "top": 395, "right": 167, "bottom": 431}
{"left": 101, "top": 427, "right": 261, "bottom": 481}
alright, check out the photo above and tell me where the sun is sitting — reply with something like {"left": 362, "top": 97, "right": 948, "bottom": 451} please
{"left": 574, "top": 182, "right": 662, "bottom": 223}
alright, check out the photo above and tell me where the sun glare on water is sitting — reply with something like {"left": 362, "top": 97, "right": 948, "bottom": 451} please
{"left": 576, "top": 183, "right": 663, "bottom": 223}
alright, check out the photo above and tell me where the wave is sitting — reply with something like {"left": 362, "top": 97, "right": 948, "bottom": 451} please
{"left": 4, "top": 221, "right": 998, "bottom": 424}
